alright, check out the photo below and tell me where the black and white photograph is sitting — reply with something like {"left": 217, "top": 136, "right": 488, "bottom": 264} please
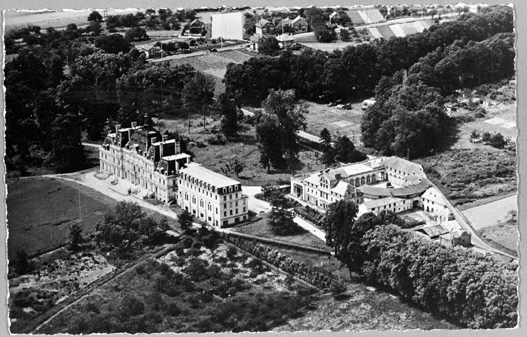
{"left": 1, "top": 0, "right": 523, "bottom": 335}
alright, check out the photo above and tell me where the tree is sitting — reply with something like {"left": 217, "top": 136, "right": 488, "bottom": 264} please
{"left": 314, "top": 26, "right": 337, "bottom": 43}
{"left": 125, "top": 27, "right": 149, "bottom": 42}
{"left": 182, "top": 72, "right": 215, "bottom": 132}
{"left": 258, "top": 36, "right": 280, "bottom": 56}
{"left": 95, "top": 34, "right": 132, "bottom": 54}
{"left": 68, "top": 223, "right": 83, "bottom": 252}
{"left": 178, "top": 210, "right": 194, "bottom": 233}
{"left": 259, "top": 89, "right": 308, "bottom": 172}
{"left": 88, "top": 11, "right": 103, "bottom": 22}
{"left": 218, "top": 93, "right": 238, "bottom": 139}
{"left": 339, "top": 28, "right": 351, "bottom": 42}
{"left": 15, "top": 250, "right": 31, "bottom": 275}
{"left": 221, "top": 157, "right": 246, "bottom": 178}
{"left": 323, "top": 199, "right": 358, "bottom": 277}
{"left": 256, "top": 116, "right": 284, "bottom": 172}
{"left": 94, "top": 201, "right": 168, "bottom": 253}
{"left": 48, "top": 112, "right": 86, "bottom": 173}
{"left": 320, "top": 128, "right": 335, "bottom": 166}
{"left": 268, "top": 207, "right": 301, "bottom": 236}
{"left": 87, "top": 21, "right": 102, "bottom": 36}
{"left": 334, "top": 135, "right": 367, "bottom": 163}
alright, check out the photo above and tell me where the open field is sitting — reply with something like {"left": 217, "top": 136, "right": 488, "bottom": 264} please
{"left": 414, "top": 148, "right": 517, "bottom": 205}
{"left": 5, "top": 9, "right": 142, "bottom": 29}
{"left": 462, "top": 194, "right": 517, "bottom": 230}
{"left": 477, "top": 222, "right": 517, "bottom": 256}
{"left": 303, "top": 100, "right": 366, "bottom": 145}
{"left": 231, "top": 213, "right": 329, "bottom": 251}
{"left": 6, "top": 177, "right": 116, "bottom": 260}
{"left": 167, "top": 50, "right": 255, "bottom": 96}
{"left": 37, "top": 243, "right": 315, "bottom": 333}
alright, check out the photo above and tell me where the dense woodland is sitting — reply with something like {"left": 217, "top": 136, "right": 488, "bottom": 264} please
{"left": 5, "top": 6, "right": 514, "bottom": 173}
{"left": 323, "top": 200, "right": 518, "bottom": 329}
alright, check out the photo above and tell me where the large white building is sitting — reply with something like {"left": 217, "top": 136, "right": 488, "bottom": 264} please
{"left": 211, "top": 12, "right": 245, "bottom": 40}
{"left": 99, "top": 122, "right": 191, "bottom": 203}
{"left": 177, "top": 162, "right": 249, "bottom": 227}
{"left": 291, "top": 156, "right": 430, "bottom": 214}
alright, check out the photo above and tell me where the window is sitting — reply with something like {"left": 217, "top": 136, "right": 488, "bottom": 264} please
{"left": 229, "top": 195, "right": 232, "bottom": 200}
{"left": 224, "top": 211, "right": 227, "bottom": 216}
{"left": 236, "top": 208, "right": 238, "bottom": 214}
{"left": 230, "top": 210, "right": 233, "bottom": 215}
{"left": 224, "top": 196, "right": 227, "bottom": 201}
{"left": 243, "top": 207, "right": 246, "bottom": 212}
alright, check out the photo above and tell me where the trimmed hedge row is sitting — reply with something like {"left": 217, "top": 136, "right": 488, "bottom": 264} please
{"left": 223, "top": 235, "right": 343, "bottom": 291}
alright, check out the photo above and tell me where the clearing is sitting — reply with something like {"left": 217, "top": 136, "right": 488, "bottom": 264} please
{"left": 302, "top": 100, "right": 366, "bottom": 146}
{"left": 167, "top": 50, "right": 257, "bottom": 95}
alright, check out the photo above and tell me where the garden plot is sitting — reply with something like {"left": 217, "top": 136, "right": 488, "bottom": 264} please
{"left": 157, "top": 244, "right": 291, "bottom": 293}
{"left": 332, "top": 120, "right": 355, "bottom": 128}
{"left": 9, "top": 250, "right": 114, "bottom": 325}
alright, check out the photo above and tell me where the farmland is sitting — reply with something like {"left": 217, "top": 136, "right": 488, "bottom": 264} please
{"left": 167, "top": 50, "right": 256, "bottom": 95}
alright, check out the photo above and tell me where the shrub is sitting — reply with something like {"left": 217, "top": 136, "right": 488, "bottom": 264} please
{"left": 166, "top": 302, "right": 181, "bottom": 316}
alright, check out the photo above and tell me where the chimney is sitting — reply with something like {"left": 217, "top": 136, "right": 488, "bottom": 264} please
{"left": 162, "top": 134, "right": 168, "bottom": 142}
{"left": 131, "top": 121, "right": 137, "bottom": 128}
{"left": 115, "top": 124, "right": 121, "bottom": 134}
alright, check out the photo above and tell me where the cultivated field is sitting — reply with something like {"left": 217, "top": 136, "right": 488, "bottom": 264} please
{"left": 5, "top": 9, "right": 142, "bottom": 29}
{"left": 6, "top": 177, "right": 116, "bottom": 260}
{"left": 167, "top": 50, "right": 256, "bottom": 96}
{"left": 37, "top": 243, "right": 315, "bottom": 333}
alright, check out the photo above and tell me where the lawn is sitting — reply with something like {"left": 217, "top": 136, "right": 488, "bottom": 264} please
{"left": 231, "top": 212, "right": 329, "bottom": 251}
{"left": 6, "top": 177, "right": 116, "bottom": 260}
{"left": 302, "top": 100, "right": 367, "bottom": 147}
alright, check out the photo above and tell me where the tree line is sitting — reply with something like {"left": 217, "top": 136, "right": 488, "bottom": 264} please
{"left": 323, "top": 200, "right": 518, "bottom": 329}
{"left": 224, "top": 6, "right": 513, "bottom": 105}
{"left": 5, "top": 23, "right": 222, "bottom": 174}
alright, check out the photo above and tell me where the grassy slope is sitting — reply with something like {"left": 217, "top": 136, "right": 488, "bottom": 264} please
{"left": 232, "top": 213, "right": 329, "bottom": 251}
{"left": 6, "top": 177, "right": 115, "bottom": 260}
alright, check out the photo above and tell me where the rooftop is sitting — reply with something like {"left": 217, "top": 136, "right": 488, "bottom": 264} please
{"left": 363, "top": 196, "right": 405, "bottom": 209}
{"left": 180, "top": 162, "right": 241, "bottom": 188}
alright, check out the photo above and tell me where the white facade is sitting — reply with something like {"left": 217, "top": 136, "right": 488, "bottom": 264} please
{"left": 211, "top": 12, "right": 245, "bottom": 40}
{"left": 421, "top": 186, "right": 449, "bottom": 215}
{"left": 177, "top": 162, "right": 249, "bottom": 227}
{"left": 99, "top": 123, "right": 191, "bottom": 203}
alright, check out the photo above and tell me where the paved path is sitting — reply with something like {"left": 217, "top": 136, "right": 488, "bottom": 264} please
{"left": 293, "top": 217, "right": 326, "bottom": 242}
{"left": 242, "top": 185, "right": 273, "bottom": 214}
